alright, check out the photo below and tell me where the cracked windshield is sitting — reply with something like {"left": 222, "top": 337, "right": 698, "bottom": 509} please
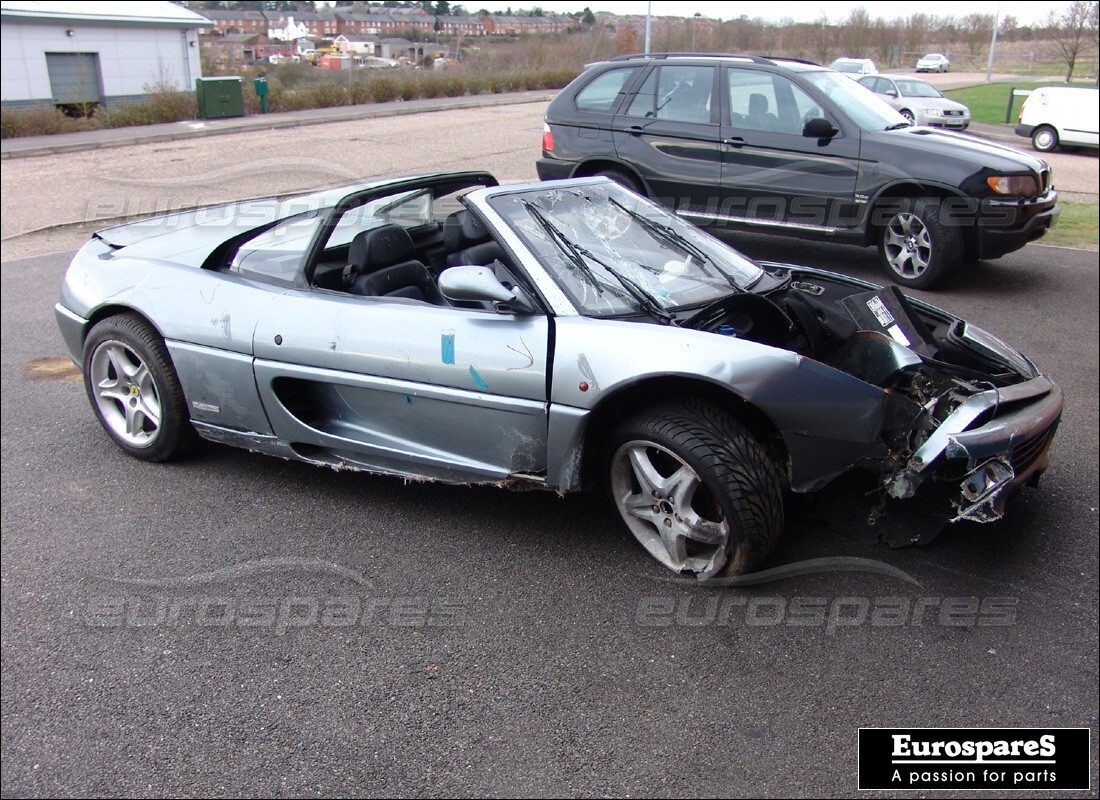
{"left": 489, "top": 183, "right": 763, "bottom": 317}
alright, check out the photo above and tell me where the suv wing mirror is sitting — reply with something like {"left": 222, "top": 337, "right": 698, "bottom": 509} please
{"left": 803, "top": 117, "right": 839, "bottom": 139}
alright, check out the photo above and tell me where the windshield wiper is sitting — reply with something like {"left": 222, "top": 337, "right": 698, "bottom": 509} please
{"left": 521, "top": 200, "right": 605, "bottom": 296}
{"left": 521, "top": 200, "right": 676, "bottom": 325}
{"left": 608, "top": 198, "right": 740, "bottom": 290}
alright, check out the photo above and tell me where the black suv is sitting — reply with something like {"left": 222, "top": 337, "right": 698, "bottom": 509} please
{"left": 537, "top": 53, "right": 1059, "bottom": 288}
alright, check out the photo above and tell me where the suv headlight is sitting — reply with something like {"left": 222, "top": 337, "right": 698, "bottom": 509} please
{"left": 987, "top": 175, "right": 1040, "bottom": 196}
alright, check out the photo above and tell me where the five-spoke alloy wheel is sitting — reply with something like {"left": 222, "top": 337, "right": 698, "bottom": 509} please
{"left": 606, "top": 399, "right": 783, "bottom": 581}
{"left": 83, "top": 314, "right": 197, "bottom": 461}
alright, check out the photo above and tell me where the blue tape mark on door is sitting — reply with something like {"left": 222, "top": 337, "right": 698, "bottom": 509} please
{"left": 468, "top": 366, "right": 488, "bottom": 390}
{"left": 441, "top": 331, "right": 455, "bottom": 365}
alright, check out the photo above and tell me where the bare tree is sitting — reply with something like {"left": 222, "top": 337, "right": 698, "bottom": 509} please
{"left": 1046, "top": 0, "right": 1099, "bottom": 82}
{"left": 905, "top": 13, "right": 931, "bottom": 54}
{"left": 813, "top": 13, "right": 832, "bottom": 65}
{"left": 959, "top": 13, "right": 994, "bottom": 66}
{"left": 843, "top": 7, "right": 871, "bottom": 56}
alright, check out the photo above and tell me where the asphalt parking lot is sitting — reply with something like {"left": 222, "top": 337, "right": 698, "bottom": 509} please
{"left": 1, "top": 98, "right": 1098, "bottom": 797}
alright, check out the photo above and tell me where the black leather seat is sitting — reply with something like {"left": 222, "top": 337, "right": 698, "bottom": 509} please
{"left": 442, "top": 210, "right": 504, "bottom": 268}
{"left": 342, "top": 224, "right": 445, "bottom": 304}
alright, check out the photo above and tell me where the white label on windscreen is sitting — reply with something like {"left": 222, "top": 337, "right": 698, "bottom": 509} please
{"left": 867, "top": 296, "right": 895, "bottom": 327}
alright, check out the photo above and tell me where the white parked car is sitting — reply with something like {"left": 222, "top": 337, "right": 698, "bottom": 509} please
{"left": 858, "top": 75, "right": 970, "bottom": 129}
{"left": 1015, "top": 85, "right": 1100, "bottom": 152}
{"left": 916, "top": 53, "right": 950, "bottom": 73}
{"left": 829, "top": 57, "right": 878, "bottom": 78}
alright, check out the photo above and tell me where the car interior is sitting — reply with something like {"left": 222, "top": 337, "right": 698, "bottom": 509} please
{"left": 310, "top": 194, "right": 521, "bottom": 309}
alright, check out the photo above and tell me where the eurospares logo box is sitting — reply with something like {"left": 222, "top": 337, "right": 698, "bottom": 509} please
{"left": 858, "top": 728, "right": 1091, "bottom": 791}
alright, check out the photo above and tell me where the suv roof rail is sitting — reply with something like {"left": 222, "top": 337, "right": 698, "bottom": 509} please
{"left": 757, "top": 56, "right": 820, "bottom": 66}
{"left": 607, "top": 52, "right": 777, "bottom": 64}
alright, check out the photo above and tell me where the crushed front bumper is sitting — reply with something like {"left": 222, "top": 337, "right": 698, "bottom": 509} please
{"left": 889, "top": 374, "right": 1063, "bottom": 525}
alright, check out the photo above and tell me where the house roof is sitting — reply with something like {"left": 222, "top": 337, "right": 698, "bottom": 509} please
{"left": 193, "top": 8, "right": 265, "bottom": 22}
{"left": 0, "top": 0, "right": 211, "bottom": 27}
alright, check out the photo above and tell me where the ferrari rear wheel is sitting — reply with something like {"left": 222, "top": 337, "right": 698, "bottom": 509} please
{"left": 606, "top": 399, "right": 783, "bottom": 581}
{"left": 83, "top": 314, "right": 197, "bottom": 462}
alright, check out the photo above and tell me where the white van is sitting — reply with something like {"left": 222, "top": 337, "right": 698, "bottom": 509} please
{"left": 1015, "top": 86, "right": 1099, "bottom": 152}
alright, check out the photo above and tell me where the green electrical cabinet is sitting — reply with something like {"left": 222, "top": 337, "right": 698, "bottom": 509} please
{"left": 195, "top": 77, "right": 244, "bottom": 119}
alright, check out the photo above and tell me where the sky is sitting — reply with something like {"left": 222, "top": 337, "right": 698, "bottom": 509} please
{"left": 466, "top": 1, "right": 1067, "bottom": 26}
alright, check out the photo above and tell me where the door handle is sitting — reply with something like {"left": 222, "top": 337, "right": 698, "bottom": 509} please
{"left": 724, "top": 137, "right": 745, "bottom": 148}
{"left": 626, "top": 125, "right": 645, "bottom": 136}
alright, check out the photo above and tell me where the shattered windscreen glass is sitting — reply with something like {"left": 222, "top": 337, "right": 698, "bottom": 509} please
{"left": 488, "top": 182, "right": 763, "bottom": 317}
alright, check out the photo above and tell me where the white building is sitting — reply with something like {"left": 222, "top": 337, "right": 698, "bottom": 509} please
{"left": 268, "top": 16, "right": 308, "bottom": 43}
{"left": 1, "top": 1, "right": 210, "bottom": 109}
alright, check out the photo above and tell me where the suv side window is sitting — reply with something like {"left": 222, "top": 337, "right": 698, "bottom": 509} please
{"left": 727, "top": 69, "right": 827, "bottom": 135}
{"left": 574, "top": 67, "right": 638, "bottom": 113}
{"left": 626, "top": 66, "right": 715, "bottom": 124}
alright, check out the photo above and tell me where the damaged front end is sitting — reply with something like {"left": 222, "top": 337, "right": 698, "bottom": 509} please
{"left": 687, "top": 267, "right": 1063, "bottom": 546}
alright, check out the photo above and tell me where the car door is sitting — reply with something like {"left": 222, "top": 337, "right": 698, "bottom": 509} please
{"left": 252, "top": 291, "right": 550, "bottom": 483}
{"left": 610, "top": 64, "right": 723, "bottom": 214}
{"left": 867, "top": 76, "right": 901, "bottom": 112}
{"left": 713, "top": 67, "right": 862, "bottom": 232}
{"left": 557, "top": 64, "right": 642, "bottom": 159}
{"left": 242, "top": 186, "right": 552, "bottom": 484}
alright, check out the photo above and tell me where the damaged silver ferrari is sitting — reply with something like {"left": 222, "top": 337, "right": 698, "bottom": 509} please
{"left": 55, "top": 172, "right": 1062, "bottom": 580}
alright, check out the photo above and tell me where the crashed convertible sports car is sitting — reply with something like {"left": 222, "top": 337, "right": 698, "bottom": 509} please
{"left": 56, "top": 172, "right": 1062, "bottom": 580}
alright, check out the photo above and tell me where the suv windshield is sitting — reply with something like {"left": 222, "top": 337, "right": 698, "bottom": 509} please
{"left": 488, "top": 182, "right": 763, "bottom": 317}
{"left": 803, "top": 70, "right": 907, "bottom": 130}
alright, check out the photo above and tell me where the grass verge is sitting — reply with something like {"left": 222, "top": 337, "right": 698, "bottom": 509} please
{"left": 1042, "top": 200, "right": 1099, "bottom": 250}
{"left": 0, "top": 67, "right": 577, "bottom": 139}
{"left": 944, "top": 80, "right": 1095, "bottom": 125}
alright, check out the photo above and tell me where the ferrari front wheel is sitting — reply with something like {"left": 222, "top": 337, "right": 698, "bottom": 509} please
{"left": 83, "top": 314, "right": 197, "bottom": 461}
{"left": 605, "top": 399, "right": 783, "bottom": 580}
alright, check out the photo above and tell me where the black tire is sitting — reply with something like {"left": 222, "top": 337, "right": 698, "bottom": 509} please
{"left": 876, "top": 197, "right": 961, "bottom": 289}
{"left": 594, "top": 168, "right": 643, "bottom": 195}
{"left": 604, "top": 398, "right": 783, "bottom": 580}
{"left": 1031, "top": 125, "right": 1058, "bottom": 153}
{"left": 899, "top": 108, "right": 916, "bottom": 125}
{"left": 82, "top": 314, "right": 197, "bottom": 462}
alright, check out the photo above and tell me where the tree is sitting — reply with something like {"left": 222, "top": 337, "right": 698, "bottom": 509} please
{"left": 959, "top": 12, "right": 994, "bottom": 63}
{"left": 813, "top": 12, "right": 832, "bottom": 65}
{"left": 434, "top": 0, "right": 451, "bottom": 15}
{"left": 1046, "top": 0, "right": 1099, "bottom": 81}
{"left": 843, "top": 7, "right": 871, "bottom": 56}
{"left": 581, "top": 7, "right": 595, "bottom": 27}
{"left": 905, "top": 13, "right": 930, "bottom": 54}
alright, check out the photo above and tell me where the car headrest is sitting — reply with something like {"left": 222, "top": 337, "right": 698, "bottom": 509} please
{"left": 442, "top": 210, "right": 490, "bottom": 252}
{"left": 749, "top": 93, "right": 769, "bottom": 115}
{"left": 348, "top": 224, "right": 415, "bottom": 277}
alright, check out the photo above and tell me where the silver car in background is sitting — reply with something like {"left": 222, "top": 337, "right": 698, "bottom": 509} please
{"left": 916, "top": 53, "right": 950, "bottom": 72}
{"left": 858, "top": 75, "right": 970, "bottom": 129}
